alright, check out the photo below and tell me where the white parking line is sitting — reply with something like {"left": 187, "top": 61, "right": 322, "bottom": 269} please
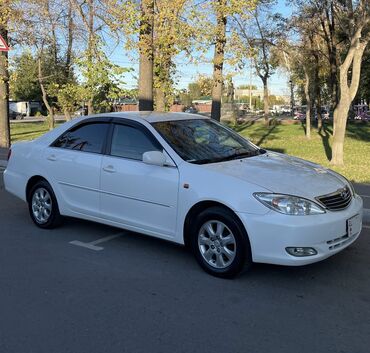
{"left": 69, "top": 232, "right": 124, "bottom": 251}
{"left": 363, "top": 225, "right": 370, "bottom": 229}
{"left": 360, "top": 195, "right": 370, "bottom": 199}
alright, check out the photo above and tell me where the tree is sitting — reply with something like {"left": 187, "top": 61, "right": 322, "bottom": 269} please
{"left": 329, "top": 0, "right": 370, "bottom": 165}
{"left": 49, "top": 82, "right": 83, "bottom": 120}
{"left": 0, "top": 0, "right": 11, "bottom": 148}
{"left": 188, "top": 75, "right": 213, "bottom": 99}
{"left": 138, "top": 0, "right": 154, "bottom": 111}
{"left": 232, "top": 1, "right": 279, "bottom": 125}
{"left": 211, "top": 0, "right": 227, "bottom": 121}
{"left": 9, "top": 52, "right": 41, "bottom": 101}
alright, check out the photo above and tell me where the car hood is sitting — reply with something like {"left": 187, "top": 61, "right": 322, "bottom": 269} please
{"left": 203, "top": 151, "right": 347, "bottom": 199}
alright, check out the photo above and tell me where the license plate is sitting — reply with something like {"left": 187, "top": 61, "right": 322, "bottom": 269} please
{"left": 347, "top": 214, "right": 362, "bottom": 237}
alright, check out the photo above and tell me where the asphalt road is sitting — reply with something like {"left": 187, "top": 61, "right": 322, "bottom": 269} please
{"left": 0, "top": 170, "right": 369, "bottom": 353}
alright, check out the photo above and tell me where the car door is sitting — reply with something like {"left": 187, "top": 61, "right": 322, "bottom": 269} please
{"left": 100, "top": 121, "right": 179, "bottom": 238}
{"left": 44, "top": 120, "right": 110, "bottom": 217}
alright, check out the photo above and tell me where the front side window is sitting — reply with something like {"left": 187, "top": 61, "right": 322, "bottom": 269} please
{"left": 152, "top": 119, "right": 264, "bottom": 164}
{"left": 110, "top": 124, "right": 161, "bottom": 160}
{"left": 53, "top": 123, "right": 109, "bottom": 154}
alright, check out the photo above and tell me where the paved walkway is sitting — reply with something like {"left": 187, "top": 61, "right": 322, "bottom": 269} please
{"left": 0, "top": 147, "right": 8, "bottom": 161}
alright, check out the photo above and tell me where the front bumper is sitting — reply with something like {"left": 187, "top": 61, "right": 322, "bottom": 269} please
{"left": 237, "top": 195, "right": 363, "bottom": 266}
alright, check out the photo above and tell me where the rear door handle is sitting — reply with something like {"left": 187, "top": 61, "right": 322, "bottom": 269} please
{"left": 103, "top": 165, "right": 116, "bottom": 173}
{"left": 47, "top": 154, "right": 57, "bottom": 161}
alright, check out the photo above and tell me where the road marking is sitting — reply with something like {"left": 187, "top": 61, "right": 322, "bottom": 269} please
{"left": 359, "top": 195, "right": 370, "bottom": 199}
{"left": 69, "top": 232, "right": 124, "bottom": 251}
{"left": 363, "top": 225, "right": 370, "bottom": 229}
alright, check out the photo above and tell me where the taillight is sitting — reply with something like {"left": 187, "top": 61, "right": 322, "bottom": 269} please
{"left": 7, "top": 148, "right": 11, "bottom": 161}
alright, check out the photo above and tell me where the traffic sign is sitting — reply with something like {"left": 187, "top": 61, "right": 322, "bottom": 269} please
{"left": 0, "top": 34, "right": 9, "bottom": 52}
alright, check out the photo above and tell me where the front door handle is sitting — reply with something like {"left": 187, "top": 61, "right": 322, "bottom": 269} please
{"left": 103, "top": 165, "right": 116, "bottom": 173}
{"left": 47, "top": 154, "right": 57, "bottom": 161}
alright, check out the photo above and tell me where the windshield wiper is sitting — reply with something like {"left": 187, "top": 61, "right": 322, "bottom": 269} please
{"left": 188, "top": 149, "right": 265, "bottom": 165}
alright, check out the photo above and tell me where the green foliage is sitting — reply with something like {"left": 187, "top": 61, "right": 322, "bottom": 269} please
{"left": 49, "top": 82, "right": 83, "bottom": 114}
{"left": 9, "top": 52, "right": 41, "bottom": 101}
{"left": 187, "top": 75, "right": 213, "bottom": 100}
{"left": 76, "top": 43, "right": 130, "bottom": 112}
{"left": 238, "top": 84, "right": 257, "bottom": 90}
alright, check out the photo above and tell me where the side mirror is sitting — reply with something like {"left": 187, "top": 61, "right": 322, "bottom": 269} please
{"left": 142, "top": 151, "right": 167, "bottom": 166}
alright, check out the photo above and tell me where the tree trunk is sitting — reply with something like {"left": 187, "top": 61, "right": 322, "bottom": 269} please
{"left": 64, "top": 108, "right": 72, "bottom": 122}
{"left": 313, "top": 52, "right": 322, "bottom": 130}
{"left": 65, "top": 2, "right": 73, "bottom": 79}
{"left": 211, "top": 0, "right": 226, "bottom": 122}
{"left": 138, "top": 0, "right": 154, "bottom": 111}
{"left": 304, "top": 69, "right": 311, "bottom": 139}
{"left": 87, "top": 0, "right": 94, "bottom": 115}
{"left": 155, "top": 87, "right": 165, "bottom": 112}
{"left": 331, "top": 37, "right": 367, "bottom": 166}
{"left": 38, "top": 57, "right": 54, "bottom": 130}
{"left": 0, "top": 26, "right": 10, "bottom": 148}
{"left": 331, "top": 100, "right": 349, "bottom": 165}
{"left": 329, "top": 48, "right": 338, "bottom": 113}
{"left": 262, "top": 77, "right": 269, "bottom": 125}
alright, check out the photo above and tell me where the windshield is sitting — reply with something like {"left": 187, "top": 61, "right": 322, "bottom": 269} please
{"left": 152, "top": 119, "right": 264, "bottom": 164}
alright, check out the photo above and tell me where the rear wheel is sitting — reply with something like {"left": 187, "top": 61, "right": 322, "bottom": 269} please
{"left": 190, "top": 206, "right": 252, "bottom": 278}
{"left": 28, "top": 180, "right": 63, "bottom": 229}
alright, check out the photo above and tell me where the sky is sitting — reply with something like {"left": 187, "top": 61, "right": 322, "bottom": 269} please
{"left": 105, "top": 0, "right": 293, "bottom": 96}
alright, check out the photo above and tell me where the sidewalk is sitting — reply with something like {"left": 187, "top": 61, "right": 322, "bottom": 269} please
{"left": 0, "top": 147, "right": 8, "bottom": 167}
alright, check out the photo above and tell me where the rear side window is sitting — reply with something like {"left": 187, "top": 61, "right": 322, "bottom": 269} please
{"left": 53, "top": 123, "right": 109, "bottom": 154}
{"left": 110, "top": 124, "right": 161, "bottom": 160}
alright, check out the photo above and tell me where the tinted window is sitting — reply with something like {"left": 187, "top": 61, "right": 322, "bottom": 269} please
{"left": 110, "top": 124, "right": 160, "bottom": 160}
{"left": 153, "top": 119, "right": 262, "bottom": 164}
{"left": 53, "top": 123, "right": 109, "bottom": 153}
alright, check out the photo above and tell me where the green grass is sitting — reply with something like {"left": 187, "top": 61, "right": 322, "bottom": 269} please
{"left": 10, "top": 122, "right": 62, "bottom": 142}
{"left": 235, "top": 121, "right": 370, "bottom": 184}
{"left": 10, "top": 120, "right": 370, "bottom": 183}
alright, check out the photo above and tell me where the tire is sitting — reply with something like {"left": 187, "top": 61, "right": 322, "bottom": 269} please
{"left": 28, "top": 180, "right": 63, "bottom": 229}
{"left": 190, "top": 206, "right": 252, "bottom": 278}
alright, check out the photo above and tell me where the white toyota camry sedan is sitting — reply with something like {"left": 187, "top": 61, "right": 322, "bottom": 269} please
{"left": 4, "top": 112, "right": 363, "bottom": 277}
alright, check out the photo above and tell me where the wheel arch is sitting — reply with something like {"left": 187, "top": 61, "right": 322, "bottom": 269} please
{"left": 25, "top": 175, "right": 50, "bottom": 202}
{"left": 183, "top": 200, "right": 248, "bottom": 248}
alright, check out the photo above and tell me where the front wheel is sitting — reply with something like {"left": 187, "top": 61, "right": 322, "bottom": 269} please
{"left": 28, "top": 180, "right": 63, "bottom": 229}
{"left": 190, "top": 207, "right": 252, "bottom": 278}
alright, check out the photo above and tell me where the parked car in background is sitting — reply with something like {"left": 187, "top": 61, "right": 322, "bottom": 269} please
{"left": 9, "top": 109, "right": 24, "bottom": 120}
{"left": 9, "top": 100, "right": 43, "bottom": 117}
{"left": 74, "top": 107, "right": 88, "bottom": 116}
{"left": 293, "top": 111, "right": 305, "bottom": 120}
{"left": 4, "top": 112, "right": 363, "bottom": 278}
{"left": 315, "top": 109, "right": 330, "bottom": 120}
{"left": 184, "top": 107, "right": 198, "bottom": 114}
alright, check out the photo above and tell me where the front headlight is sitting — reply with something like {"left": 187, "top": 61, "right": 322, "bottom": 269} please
{"left": 254, "top": 193, "right": 325, "bottom": 215}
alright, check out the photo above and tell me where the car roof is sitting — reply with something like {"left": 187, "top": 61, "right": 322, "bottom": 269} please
{"left": 85, "top": 111, "right": 209, "bottom": 123}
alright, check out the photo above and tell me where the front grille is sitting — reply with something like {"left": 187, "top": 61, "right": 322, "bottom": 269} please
{"left": 316, "top": 186, "right": 352, "bottom": 211}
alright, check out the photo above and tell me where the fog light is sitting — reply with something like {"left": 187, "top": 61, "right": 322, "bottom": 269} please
{"left": 286, "top": 247, "right": 317, "bottom": 257}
